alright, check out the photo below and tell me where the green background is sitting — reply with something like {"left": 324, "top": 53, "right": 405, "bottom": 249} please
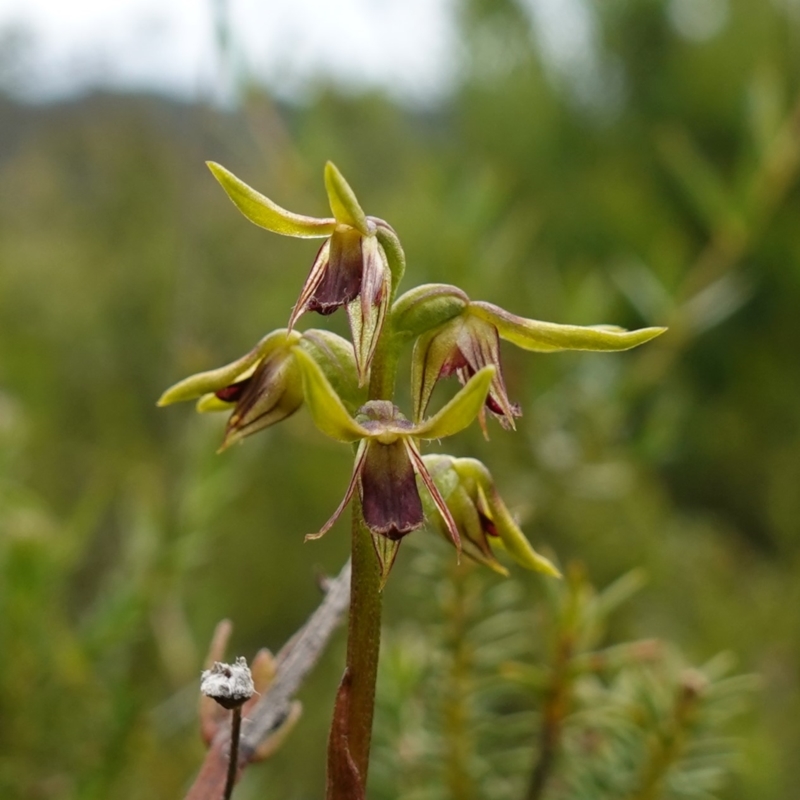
{"left": 1, "top": 1, "right": 799, "bottom": 797}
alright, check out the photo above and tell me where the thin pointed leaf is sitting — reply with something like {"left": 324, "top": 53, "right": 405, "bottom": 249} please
{"left": 471, "top": 302, "right": 667, "bottom": 353}
{"left": 411, "top": 365, "right": 495, "bottom": 440}
{"left": 324, "top": 161, "right": 369, "bottom": 234}
{"left": 207, "top": 162, "right": 336, "bottom": 238}
{"left": 157, "top": 329, "right": 296, "bottom": 406}
{"left": 294, "top": 348, "right": 369, "bottom": 443}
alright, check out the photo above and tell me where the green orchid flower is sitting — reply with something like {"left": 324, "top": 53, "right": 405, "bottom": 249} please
{"left": 394, "top": 284, "right": 667, "bottom": 433}
{"left": 422, "top": 454, "right": 560, "bottom": 578}
{"left": 207, "top": 160, "right": 397, "bottom": 385}
{"left": 158, "top": 328, "right": 360, "bottom": 450}
{"left": 294, "top": 348, "right": 495, "bottom": 583}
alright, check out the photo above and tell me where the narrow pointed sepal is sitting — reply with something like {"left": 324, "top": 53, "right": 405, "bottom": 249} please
{"left": 478, "top": 485, "right": 560, "bottom": 577}
{"left": 306, "top": 443, "right": 368, "bottom": 541}
{"left": 371, "top": 533, "right": 401, "bottom": 591}
{"left": 207, "top": 162, "right": 336, "bottom": 238}
{"left": 411, "top": 322, "right": 460, "bottom": 423}
{"left": 420, "top": 455, "right": 559, "bottom": 577}
{"left": 412, "top": 365, "right": 495, "bottom": 440}
{"left": 294, "top": 348, "right": 370, "bottom": 443}
{"left": 471, "top": 302, "right": 667, "bottom": 353}
{"left": 324, "top": 161, "right": 369, "bottom": 235}
{"left": 373, "top": 222, "right": 407, "bottom": 294}
{"left": 347, "top": 236, "right": 391, "bottom": 385}
{"left": 157, "top": 329, "right": 300, "bottom": 406}
{"left": 406, "top": 443, "right": 461, "bottom": 553}
{"left": 288, "top": 239, "right": 331, "bottom": 330}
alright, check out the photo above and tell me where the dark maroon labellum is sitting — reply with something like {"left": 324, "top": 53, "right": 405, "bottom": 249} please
{"left": 307, "top": 228, "right": 364, "bottom": 314}
{"left": 360, "top": 441, "right": 424, "bottom": 540}
{"left": 479, "top": 511, "right": 500, "bottom": 537}
{"left": 215, "top": 378, "right": 251, "bottom": 403}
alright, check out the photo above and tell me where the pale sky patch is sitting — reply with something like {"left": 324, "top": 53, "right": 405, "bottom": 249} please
{"left": 0, "top": 0, "right": 457, "bottom": 104}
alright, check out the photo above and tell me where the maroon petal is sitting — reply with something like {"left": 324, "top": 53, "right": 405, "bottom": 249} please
{"left": 407, "top": 441, "right": 462, "bottom": 553}
{"left": 307, "top": 227, "right": 364, "bottom": 314}
{"left": 222, "top": 352, "right": 302, "bottom": 446}
{"left": 457, "top": 322, "right": 521, "bottom": 431}
{"left": 360, "top": 440, "right": 424, "bottom": 540}
{"left": 306, "top": 443, "right": 368, "bottom": 541}
{"left": 289, "top": 239, "right": 331, "bottom": 330}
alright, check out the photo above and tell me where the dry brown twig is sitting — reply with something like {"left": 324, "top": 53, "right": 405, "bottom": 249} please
{"left": 184, "top": 560, "right": 352, "bottom": 800}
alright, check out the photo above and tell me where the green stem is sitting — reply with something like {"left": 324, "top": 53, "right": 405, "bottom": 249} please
{"left": 342, "top": 499, "right": 383, "bottom": 785}
{"left": 325, "top": 227, "right": 405, "bottom": 797}
{"left": 368, "top": 330, "right": 399, "bottom": 400}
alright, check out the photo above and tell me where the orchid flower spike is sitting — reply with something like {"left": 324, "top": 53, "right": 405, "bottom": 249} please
{"left": 206, "top": 161, "right": 398, "bottom": 386}
{"left": 293, "top": 348, "right": 495, "bottom": 585}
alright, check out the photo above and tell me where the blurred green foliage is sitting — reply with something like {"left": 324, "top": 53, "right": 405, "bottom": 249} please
{"left": 2, "top": 0, "right": 800, "bottom": 797}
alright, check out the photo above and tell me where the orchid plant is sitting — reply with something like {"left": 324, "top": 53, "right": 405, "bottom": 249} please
{"left": 159, "top": 161, "right": 665, "bottom": 799}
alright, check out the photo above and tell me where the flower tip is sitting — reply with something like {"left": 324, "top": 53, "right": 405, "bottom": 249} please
{"left": 541, "top": 560, "right": 562, "bottom": 579}
{"left": 216, "top": 433, "right": 238, "bottom": 454}
{"left": 323, "top": 160, "right": 368, "bottom": 234}
{"left": 156, "top": 386, "right": 184, "bottom": 407}
{"left": 205, "top": 160, "right": 224, "bottom": 179}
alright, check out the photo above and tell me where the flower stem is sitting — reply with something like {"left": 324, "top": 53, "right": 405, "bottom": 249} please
{"left": 342, "top": 499, "right": 382, "bottom": 785}
{"left": 223, "top": 705, "right": 243, "bottom": 800}
{"left": 327, "top": 234, "right": 404, "bottom": 796}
